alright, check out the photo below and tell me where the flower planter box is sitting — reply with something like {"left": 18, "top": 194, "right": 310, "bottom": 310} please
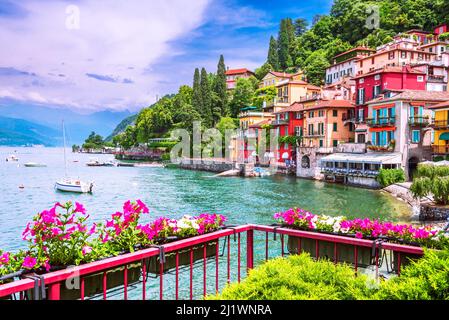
{"left": 0, "top": 279, "right": 13, "bottom": 300}
{"left": 26, "top": 262, "right": 142, "bottom": 300}
{"left": 287, "top": 236, "right": 373, "bottom": 267}
{"left": 147, "top": 241, "right": 218, "bottom": 275}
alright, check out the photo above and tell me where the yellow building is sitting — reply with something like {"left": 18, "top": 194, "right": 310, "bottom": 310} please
{"left": 429, "top": 100, "right": 449, "bottom": 155}
{"left": 259, "top": 71, "right": 304, "bottom": 89}
{"left": 238, "top": 107, "right": 274, "bottom": 130}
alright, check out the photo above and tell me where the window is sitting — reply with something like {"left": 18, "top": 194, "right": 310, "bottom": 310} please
{"left": 358, "top": 88, "right": 365, "bottom": 105}
{"left": 308, "top": 124, "right": 314, "bottom": 135}
{"left": 309, "top": 111, "right": 314, "bottom": 118}
{"left": 284, "top": 125, "right": 289, "bottom": 137}
{"left": 442, "top": 46, "right": 445, "bottom": 52}
{"left": 359, "top": 78, "right": 365, "bottom": 84}
{"left": 318, "top": 110, "right": 324, "bottom": 117}
{"left": 401, "top": 51, "right": 407, "bottom": 58}
{"left": 371, "top": 57, "right": 375, "bottom": 64}
{"left": 333, "top": 123, "right": 338, "bottom": 132}
{"left": 333, "top": 110, "right": 338, "bottom": 117}
{"left": 333, "top": 140, "right": 338, "bottom": 147}
{"left": 318, "top": 123, "right": 324, "bottom": 135}
{"left": 295, "top": 126, "right": 303, "bottom": 137}
{"left": 388, "top": 51, "right": 395, "bottom": 60}
{"left": 417, "top": 76, "right": 424, "bottom": 82}
{"left": 357, "top": 134, "right": 366, "bottom": 143}
{"left": 358, "top": 108, "right": 364, "bottom": 121}
{"left": 374, "top": 74, "right": 381, "bottom": 81}
{"left": 373, "top": 85, "right": 381, "bottom": 97}
{"left": 295, "top": 112, "right": 302, "bottom": 119}
{"left": 429, "top": 47, "right": 433, "bottom": 53}
{"left": 319, "top": 140, "right": 324, "bottom": 147}
{"left": 412, "top": 130, "right": 420, "bottom": 143}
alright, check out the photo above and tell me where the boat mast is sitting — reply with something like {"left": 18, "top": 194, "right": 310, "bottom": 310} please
{"left": 62, "top": 120, "right": 68, "bottom": 177}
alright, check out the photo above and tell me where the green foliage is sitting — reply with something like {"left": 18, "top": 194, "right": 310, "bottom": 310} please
{"left": 278, "top": 135, "right": 301, "bottom": 146}
{"left": 376, "top": 169, "right": 406, "bottom": 188}
{"left": 267, "top": 36, "right": 280, "bottom": 71}
{"left": 411, "top": 164, "right": 449, "bottom": 205}
{"left": 253, "top": 85, "right": 276, "bottom": 109}
{"left": 209, "top": 254, "right": 376, "bottom": 300}
{"left": 254, "top": 62, "right": 273, "bottom": 81}
{"left": 82, "top": 132, "right": 105, "bottom": 150}
{"left": 294, "top": 18, "right": 309, "bottom": 36}
{"left": 439, "top": 32, "right": 449, "bottom": 41}
{"left": 278, "top": 19, "right": 294, "bottom": 70}
{"left": 375, "top": 248, "right": 449, "bottom": 300}
{"left": 200, "top": 68, "right": 213, "bottom": 128}
{"left": 303, "top": 50, "right": 330, "bottom": 86}
{"left": 229, "top": 78, "right": 257, "bottom": 117}
{"left": 213, "top": 55, "right": 229, "bottom": 119}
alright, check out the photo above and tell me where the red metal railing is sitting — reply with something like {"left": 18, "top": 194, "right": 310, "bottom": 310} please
{"left": 0, "top": 225, "right": 424, "bottom": 300}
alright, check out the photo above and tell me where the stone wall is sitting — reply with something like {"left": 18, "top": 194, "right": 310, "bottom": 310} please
{"left": 420, "top": 204, "right": 449, "bottom": 222}
{"left": 179, "top": 159, "right": 236, "bottom": 173}
{"left": 296, "top": 147, "right": 326, "bottom": 179}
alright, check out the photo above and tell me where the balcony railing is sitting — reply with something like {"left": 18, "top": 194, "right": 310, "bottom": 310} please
{"left": 427, "top": 75, "right": 446, "bottom": 83}
{"left": 409, "top": 116, "right": 430, "bottom": 127}
{"left": 273, "top": 119, "right": 288, "bottom": 126}
{"left": 303, "top": 131, "right": 325, "bottom": 138}
{"left": 366, "top": 117, "right": 396, "bottom": 127}
{"left": 432, "top": 145, "right": 449, "bottom": 155}
{"left": 0, "top": 224, "right": 425, "bottom": 300}
{"left": 432, "top": 120, "right": 449, "bottom": 129}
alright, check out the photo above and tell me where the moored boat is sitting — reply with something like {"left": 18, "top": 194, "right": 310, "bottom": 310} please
{"left": 5, "top": 155, "right": 19, "bottom": 162}
{"left": 55, "top": 179, "right": 93, "bottom": 193}
{"left": 24, "top": 162, "right": 47, "bottom": 167}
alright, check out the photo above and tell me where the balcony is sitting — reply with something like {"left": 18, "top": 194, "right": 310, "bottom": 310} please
{"left": 431, "top": 120, "right": 449, "bottom": 129}
{"left": 432, "top": 145, "right": 449, "bottom": 155}
{"left": 273, "top": 119, "right": 288, "bottom": 126}
{"left": 427, "top": 75, "right": 446, "bottom": 83}
{"left": 409, "top": 116, "right": 430, "bottom": 127}
{"left": 303, "top": 131, "right": 325, "bottom": 138}
{"left": 366, "top": 117, "right": 396, "bottom": 127}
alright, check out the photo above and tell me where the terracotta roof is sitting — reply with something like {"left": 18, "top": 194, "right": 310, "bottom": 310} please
{"left": 307, "top": 84, "right": 322, "bottom": 90}
{"left": 354, "top": 66, "right": 425, "bottom": 79}
{"left": 427, "top": 100, "right": 449, "bottom": 109}
{"left": 270, "top": 71, "right": 294, "bottom": 78}
{"left": 303, "top": 99, "right": 354, "bottom": 111}
{"left": 366, "top": 90, "right": 449, "bottom": 105}
{"left": 273, "top": 103, "right": 304, "bottom": 114}
{"left": 333, "top": 47, "right": 375, "bottom": 59}
{"left": 249, "top": 119, "right": 272, "bottom": 128}
{"left": 226, "top": 68, "right": 254, "bottom": 76}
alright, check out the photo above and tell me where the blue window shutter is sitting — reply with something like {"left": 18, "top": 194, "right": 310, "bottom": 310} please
{"left": 372, "top": 132, "right": 376, "bottom": 145}
{"left": 391, "top": 107, "right": 395, "bottom": 118}
{"left": 410, "top": 107, "right": 414, "bottom": 117}
{"left": 418, "top": 107, "right": 423, "bottom": 117}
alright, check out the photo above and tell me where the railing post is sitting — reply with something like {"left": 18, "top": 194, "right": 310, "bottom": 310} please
{"left": 48, "top": 283, "right": 61, "bottom": 300}
{"left": 246, "top": 229, "right": 254, "bottom": 272}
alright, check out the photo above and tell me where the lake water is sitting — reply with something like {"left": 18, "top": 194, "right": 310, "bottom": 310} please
{"left": 0, "top": 147, "right": 412, "bottom": 252}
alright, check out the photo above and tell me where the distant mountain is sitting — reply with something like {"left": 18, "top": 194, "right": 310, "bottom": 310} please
{"left": 105, "top": 113, "right": 138, "bottom": 141}
{"left": 0, "top": 100, "right": 132, "bottom": 144}
{"left": 0, "top": 116, "right": 61, "bottom": 146}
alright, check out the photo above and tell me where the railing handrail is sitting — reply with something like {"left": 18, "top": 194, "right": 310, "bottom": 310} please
{"left": 0, "top": 224, "right": 426, "bottom": 299}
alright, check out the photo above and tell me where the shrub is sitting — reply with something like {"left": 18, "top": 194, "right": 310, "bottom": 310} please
{"left": 209, "top": 254, "right": 376, "bottom": 300}
{"left": 433, "top": 156, "right": 444, "bottom": 162}
{"left": 411, "top": 164, "right": 449, "bottom": 205}
{"left": 375, "top": 248, "right": 449, "bottom": 300}
{"left": 376, "top": 169, "right": 406, "bottom": 188}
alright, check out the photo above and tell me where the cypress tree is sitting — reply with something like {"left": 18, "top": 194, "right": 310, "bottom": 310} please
{"left": 267, "top": 36, "right": 280, "bottom": 71}
{"left": 192, "top": 68, "right": 203, "bottom": 118}
{"left": 214, "top": 55, "right": 228, "bottom": 117}
{"left": 200, "top": 67, "right": 213, "bottom": 127}
{"left": 278, "top": 19, "right": 293, "bottom": 70}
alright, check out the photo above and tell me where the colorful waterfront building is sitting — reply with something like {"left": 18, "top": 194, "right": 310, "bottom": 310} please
{"left": 354, "top": 65, "right": 427, "bottom": 144}
{"left": 325, "top": 47, "right": 375, "bottom": 86}
{"left": 272, "top": 102, "right": 304, "bottom": 163}
{"left": 225, "top": 68, "right": 255, "bottom": 90}
{"left": 366, "top": 90, "right": 449, "bottom": 178}
{"left": 429, "top": 100, "right": 449, "bottom": 157}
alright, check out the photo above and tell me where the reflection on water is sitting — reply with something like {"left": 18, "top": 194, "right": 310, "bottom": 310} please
{"left": 0, "top": 147, "right": 411, "bottom": 251}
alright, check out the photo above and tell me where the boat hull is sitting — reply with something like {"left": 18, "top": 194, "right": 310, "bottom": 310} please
{"left": 55, "top": 181, "right": 93, "bottom": 193}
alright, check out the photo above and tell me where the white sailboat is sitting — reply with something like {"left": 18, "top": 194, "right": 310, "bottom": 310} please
{"left": 55, "top": 121, "right": 94, "bottom": 194}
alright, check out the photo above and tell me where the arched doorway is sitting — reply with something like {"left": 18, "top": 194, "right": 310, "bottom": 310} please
{"left": 408, "top": 157, "right": 419, "bottom": 180}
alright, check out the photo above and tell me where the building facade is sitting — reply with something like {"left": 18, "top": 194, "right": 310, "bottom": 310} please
{"left": 225, "top": 68, "right": 255, "bottom": 90}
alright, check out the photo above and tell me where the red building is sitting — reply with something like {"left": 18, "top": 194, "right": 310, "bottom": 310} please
{"left": 225, "top": 68, "right": 255, "bottom": 90}
{"left": 272, "top": 102, "right": 304, "bottom": 163}
{"left": 353, "top": 65, "right": 426, "bottom": 143}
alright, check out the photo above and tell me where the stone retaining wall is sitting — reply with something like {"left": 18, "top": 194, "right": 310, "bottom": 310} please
{"left": 179, "top": 159, "right": 235, "bottom": 173}
{"left": 420, "top": 204, "right": 449, "bottom": 222}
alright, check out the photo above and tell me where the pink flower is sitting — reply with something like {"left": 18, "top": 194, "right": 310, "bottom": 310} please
{"left": 136, "top": 200, "right": 149, "bottom": 214}
{"left": 82, "top": 246, "right": 93, "bottom": 255}
{"left": 44, "top": 260, "right": 51, "bottom": 272}
{"left": 355, "top": 232, "right": 363, "bottom": 239}
{"left": 74, "top": 202, "right": 86, "bottom": 215}
{"left": 22, "top": 256, "right": 37, "bottom": 269}
{"left": 0, "top": 252, "right": 10, "bottom": 265}
{"left": 89, "top": 223, "right": 97, "bottom": 235}
{"left": 51, "top": 228, "right": 61, "bottom": 236}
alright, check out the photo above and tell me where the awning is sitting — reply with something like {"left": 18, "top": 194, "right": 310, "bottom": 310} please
{"left": 320, "top": 152, "right": 402, "bottom": 165}
{"left": 439, "top": 132, "right": 449, "bottom": 141}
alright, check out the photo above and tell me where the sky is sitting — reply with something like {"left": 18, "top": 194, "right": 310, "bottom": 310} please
{"left": 0, "top": 0, "right": 332, "bottom": 113}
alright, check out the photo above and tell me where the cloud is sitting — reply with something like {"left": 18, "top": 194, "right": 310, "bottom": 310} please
{"left": 0, "top": 0, "right": 211, "bottom": 111}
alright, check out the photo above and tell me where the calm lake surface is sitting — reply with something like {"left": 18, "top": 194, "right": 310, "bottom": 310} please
{"left": 0, "top": 147, "right": 412, "bottom": 252}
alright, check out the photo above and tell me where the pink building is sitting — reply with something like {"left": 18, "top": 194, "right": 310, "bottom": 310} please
{"left": 225, "top": 68, "right": 255, "bottom": 90}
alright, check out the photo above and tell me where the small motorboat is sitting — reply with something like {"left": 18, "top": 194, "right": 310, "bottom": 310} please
{"left": 86, "top": 158, "right": 103, "bottom": 167}
{"left": 24, "top": 162, "right": 47, "bottom": 167}
{"left": 55, "top": 178, "right": 93, "bottom": 194}
{"left": 6, "top": 155, "right": 19, "bottom": 162}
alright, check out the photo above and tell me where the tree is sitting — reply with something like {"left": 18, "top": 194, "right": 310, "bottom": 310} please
{"left": 303, "top": 50, "right": 330, "bottom": 86}
{"left": 255, "top": 62, "right": 273, "bottom": 81}
{"left": 82, "top": 132, "right": 104, "bottom": 150}
{"left": 200, "top": 67, "right": 213, "bottom": 128}
{"left": 278, "top": 19, "right": 293, "bottom": 70}
{"left": 214, "top": 55, "right": 228, "bottom": 118}
{"left": 267, "top": 36, "right": 280, "bottom": 71}
{"left": 229, "top": 78, "right": 256, "bottom": 117}
{"left": 192, "top": 68, "right": 202, "bottom": 117}
{"left": 294, "top": 18, "right": 309, "bottom": 36}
